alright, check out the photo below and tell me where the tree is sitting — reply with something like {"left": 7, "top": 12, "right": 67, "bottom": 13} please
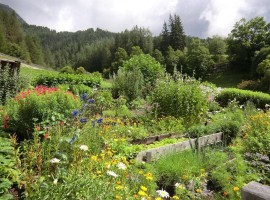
{"left": 169, "top": 14, "right": 186, "bottom": 51}
{"left": 160, "top": 22, "right": 170, "bottom": 54}
{"left": 25, "top": 35, "right": 45, "bottom": 65}
{"left": 111, "top": 47, "right": 129, "bottom": 73}
{"left": 186, "top": 39, "right": 214, "bottom": 79}
{"left": 152, "top": 49, "right": 165, "bottom": 65}
{"left": 165, "top": 46, "right": 186, "bottom": 74}
{"left": 208, "top": 35, "right": 227, "bottom": 63}
{"left": 227, "top": 17, "right": 270, "bottom": 72}
{"left": 130, "top": 46, "right": 143, "bottom": 56}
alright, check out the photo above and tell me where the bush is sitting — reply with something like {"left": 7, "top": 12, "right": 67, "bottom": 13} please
{"left": 75, "top": 66, "right": 87, "bottom": 74}
{"left": 59, "top": 66, "right": 75, "bottom": 74}
{"left": 0, "top": 136, "right": 21, "bottom": 200}
{"left": 150, "top": 75, "right": 207, "bottom": 127}
{"left": 242, "top": 112, "right": 270, "bottom": 157}
{"left": 216, "top": 88, "right": 270, "bottom": 109}
{"left": 112, "top": 67, "right": 144, "bottom": 102}
{"left": 34, "top": 73, "right": 102, "bottom": 88}
{"left": 1, "top": 86, "right": 81, "bottom": 140}
{"left": 122, "top": 54, "right": 164, "bottom": 84}
{"left": 237, "top": 80, "right": 260, "bottom": 91}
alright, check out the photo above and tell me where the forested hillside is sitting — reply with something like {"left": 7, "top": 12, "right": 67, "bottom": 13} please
{"left": 0, "top": 4, "right": 270, "bottom": 92}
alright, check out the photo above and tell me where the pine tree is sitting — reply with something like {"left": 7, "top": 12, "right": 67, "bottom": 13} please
{"left": 169, "top": 14, "right": 186, "bottom": 51}
{"left": 160, "top": 22, "right": 170, "bottom": 54}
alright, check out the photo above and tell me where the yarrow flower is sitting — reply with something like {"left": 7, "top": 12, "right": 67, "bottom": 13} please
{"left": 50, "top": 158, "right": 60, "bottom": 164}
{"left": 79, "top": 145, "right": 88, "bottom": 151}
{"left": 107, "top": 170, "right": 118, "bottom": 178}
{"left": 156, "top": 189, "right": 170, "bottom": 198}
{"left": 116, "top": 162, "right": 127, "bottom": 170}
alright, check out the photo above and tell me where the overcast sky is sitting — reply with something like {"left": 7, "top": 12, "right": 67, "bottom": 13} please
{"left": 1, "top": 0, "right": 270, "bottom": 38}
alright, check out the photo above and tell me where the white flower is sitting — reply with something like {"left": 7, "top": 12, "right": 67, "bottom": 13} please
{"left": 53, "top": 179, "right": 58, "bottom": 185}
{"left": 156, "top": 189, "right": 170, "bottom": 198}
{"left": 107, "top": 170, "right": 118, "bottom": 178}
{"left": 116, "top": 162, "right": 127, "bottom": 170}
{"left": 50, "top": 158, "right": 60, "bottom": 164}
{"left": 265, "top": 104, "right": 269, "bottom": 108}
{"left": 79, "top": 145, "right": 88, "bottom": 151}
{"left": 175, "top": 182, "right": 180, "bottom": 187}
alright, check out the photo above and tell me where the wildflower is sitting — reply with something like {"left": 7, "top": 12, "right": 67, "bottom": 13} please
{"left": 80, "top": 118, "right": 88, "bottom": 123}
{"left": 44, "top": 133, "right": 49, "bottom": 139}
{"left": 196, "top": 189, "right": 202, "bottom": 194}
{"left": 107, "top": 170, "right": 118, "bottom": 178}
{"left": 87, "top": 98, "right": 95, "bottom": 104}
{"left": 156, "top": 189, "right": 170, "bottom": 198}
{"left": 172, "top": 196, "right": 179, "bottom": 199}
{"left": 115, "top": 185, "right": 124, "bottom": 190}
{"left": 97, "top": 118, "right": 103, "bottom": 124}
{"left": 175, "top": 183, "right": 180, "bottom": 187}
{"left": 140, "top": 186, "right": 147, "bottom": 192}
{"left": 155, "top": 198, "right": 162, "bottom": 200}
{"left": 233, "top": 186, "right": 240, "bottom": 192}
{"left": 36, "top": 126, "right": 41, "bottom": 131}
{"left": 138, "top": 190, "right": 147, "bottom": 196}
{"left": 50, "top": 158, "right": 60, "bottom": 164}
{"left": 81, "top": 93, "right": 88, "bottom": 101}
{"left": 72, "top": 110, "right": 79, "bottom": 117}
{"left": 79, "top": 145, "right": 88, "bottom": 151}
{"left": 144, "top": 172, "right": 153, "bottom": 180}
{"left": 115, "top": 195, "right": 121, "bottom": 199}
{"left": 116, "top": 162, "right": 127, "bottom": 170}
{"left": 182, "top": 174, "right": 188, "bottom": 180}
{"left": 53, "top": 179, "right": 58, "bottom": 185}
{"left": 223, "top": 191, "right": 228, "bottom": 196}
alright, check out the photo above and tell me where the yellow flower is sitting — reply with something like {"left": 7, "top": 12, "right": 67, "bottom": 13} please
{"left": 97, "top": 170, "right": 102, "bottom": 175}
{"left": 155, "top": 197, "right": 162, "bottom": 200}
{"left": 182, "top": 175, "right": 188, "bottom": 180}
{"left": 138, "top": 190, "right": 147, "bottom": 196}
{"left": 233, "top": 186, "right": 240, "bottom": 192}
{"left": 144, "top": 172, "right": 153, "bottom": 180}
{"left": 116, "top": 181, "right": 121, "bottom": 185}
{"left": 140, "top": 186, "right": 147, "bottom": 192}
{"left": 138, "top": 170, "right": 144, "bottom": 174}
{"left": 115, "top": 195, "right": 121, "bottom": 199}
{"left": 115, "top": 185, "right": 124, "bottom": 190}
{"left": 172, "top": 196, "right": 179, "bottom": 199}
{"left": 196, "top": 189, "right": 202, "bottom": 194}
{"left": 91, "top": 155, "right": 98, "bottom": 161}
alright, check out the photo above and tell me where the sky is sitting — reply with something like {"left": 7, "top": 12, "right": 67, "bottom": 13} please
{"left": 1, "top": 0, "right": 270, "bottom": 38}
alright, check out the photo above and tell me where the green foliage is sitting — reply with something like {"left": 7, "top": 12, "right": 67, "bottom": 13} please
{"left": 216, "top": 88, "right": 270, "bottom": 108}
{"left": 112, "top": 67, "right": 144, "bottom": 102}
{"left": 2, "top": 87, "right": 81, "bottom": 140}
{"left": 242, "top": 112, "right": 270, "bottom": 156}
{"left": 122, "top": 54, "right": 164, "bottom": 84}
{"left": 34, "top": 72, "right": 102, "bottom": 87}
{"left": 59, "top": 66, "right": 75, "bottom": 74}
{"left": 0, "top": 136, "right": 21, "bottom": 200}
{"left": 165, "top": 46, "right": 186, "bottom": 74}
{"left": 150, "top": 74, "right": 207, "bottom": 127}
{"left": 227, "top": 17, "right": 270, "bottom": 72}
{"left": 111, "top": 47, "right": 129, "bottom": 73}
{"left": 186, "top": 39, "right": 214, "bottom": 79}
{"left": 0, "top": 63, "right": 20, "bottom": 105}
{"left": 75, "top": 66, "right": 87, "bottom": 74}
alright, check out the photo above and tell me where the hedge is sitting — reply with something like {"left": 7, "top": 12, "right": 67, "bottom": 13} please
{"left": 216, "top": 88, "right": 270, "bottom": 108}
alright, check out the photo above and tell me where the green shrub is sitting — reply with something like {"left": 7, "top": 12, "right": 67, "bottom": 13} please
{"left": 112, "top": 67, "right": 144, "bottom": 102}
{"left": 216, "top": 88, "right": 270, "bottom": 109}
{"left": 34, "top": 73, "right": 102, "bottom": 88}
{"left": 237, "top": 80, "right": 260, "bottom": 91}
{"left": 0, "top": 136, "right": 21, "bottom": 200}
{"left": 122, "top": 54, "right": 164, "bottom": 84}
{"left": 242, "top": 112, "right": 270, "bottom": 156}
{"left": 57, "top": 84, "right": 93, "bottom": 96}
{"left": 59, "top": 66, "right": 75, "bottom": 74}
{"left": 1, "top": 86, "right": 81, "bottom": 140}
{"left": 150, "top": 75, "right": 207, "bottom": 127}
{"left": 75, "top": 66, "right": 87, "bottom": 74}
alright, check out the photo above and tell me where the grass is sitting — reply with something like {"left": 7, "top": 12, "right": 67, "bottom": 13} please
{"left": 206, "top": 70, "right": 250, "bottom": 88}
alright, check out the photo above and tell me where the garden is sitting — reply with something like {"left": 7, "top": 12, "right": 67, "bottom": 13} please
{"left": 1, "top": 57, "right": 270, "bottom": 200}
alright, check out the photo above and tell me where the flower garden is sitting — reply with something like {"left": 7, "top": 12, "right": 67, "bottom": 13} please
{"left": 1, "top": 63, "right": 270, "bottom": 200}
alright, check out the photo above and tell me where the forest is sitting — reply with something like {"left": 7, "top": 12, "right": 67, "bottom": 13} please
{"left": 0, "top": 5, "right": 270, "bottom": 92}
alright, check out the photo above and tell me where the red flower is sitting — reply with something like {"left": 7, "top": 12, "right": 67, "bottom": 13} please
{"left": 44, "top": 133, "right": 49, "bottom": 139}
{"left": 36, "top": 126, "right": 41, "bottom": 131}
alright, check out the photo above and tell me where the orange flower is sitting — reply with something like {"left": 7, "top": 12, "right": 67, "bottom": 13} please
{"left": 223, "top": 191, "right": 228, "bottom": 196}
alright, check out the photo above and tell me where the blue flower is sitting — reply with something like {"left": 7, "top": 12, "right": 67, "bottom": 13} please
{"left": 69, "top": 134, "right": 77, "bottom": 144}
{"left": 97, "top": 118, "right": 103, "bottom": 124}
{"left": 87, "top": 98, "right": 95, "bottom": 104}
{"left": 81, "top": 93, "right": 88, "bottom": 101}
{"left": 80, "top": 118, "right": 88, "bottom": 123}
{"left": 72, "top": 110, "right": 79, "bottom": 117}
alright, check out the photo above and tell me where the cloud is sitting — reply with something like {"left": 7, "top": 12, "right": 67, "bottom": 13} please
{"left": 1, "top": 0, "right": 270, "bottom": 37}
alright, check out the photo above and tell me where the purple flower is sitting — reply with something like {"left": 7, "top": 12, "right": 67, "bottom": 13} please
{"left": 80, "top": 118, "right": 88, "bottom": 123}
{"left": 87, "top": 98, "right": 95, "bottom": 104}
{"left": 72, "top": 110, "right": 79, "bottom": 117}
{"left": 97, "top": 118, "right": 103, "bottom": 124}
{"left": 81, "top": 93, "right": 88, "bottom": 101}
